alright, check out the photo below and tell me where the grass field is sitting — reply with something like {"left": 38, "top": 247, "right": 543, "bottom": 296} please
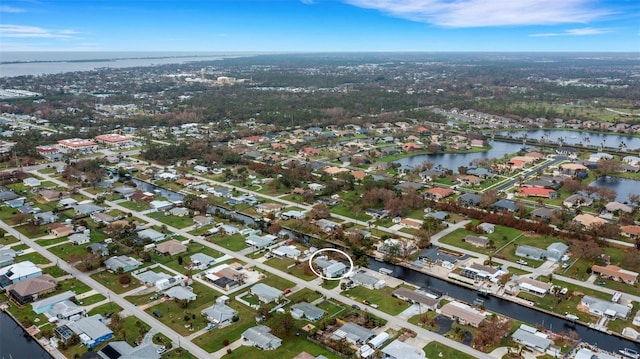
{"left": 192, "top": 300, "right": 257, "bottom": 353}
{"left": 342, "top": 285, "right": 411, "bottom": 315}
{"left": 423, "top": 341, "right": 476, "bottom": 359}
{"left": 224, "top": 336, "right": 341, "bottom": 359}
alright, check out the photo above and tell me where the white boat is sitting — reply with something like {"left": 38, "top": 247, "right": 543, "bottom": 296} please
{"left": 565, "top": 313, "right": 579, "bottom": 321}
{"left": 619, "top": 348, "right": 640, "bottom": 359}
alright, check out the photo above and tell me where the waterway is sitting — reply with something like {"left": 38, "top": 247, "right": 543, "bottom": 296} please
{"left": 0, "top": 311, "right": 51, "bottom": 359}
{"left": 497, "top": 129, "right": 640, "bottom": 151}
{"left": 588, "top": 176, "right": 640, "bottom": 203}
{"left": 394, "top": 140, "right": 524, "bottom": 170}
{"left": 367, "top": 259, "right": 640, "bottom": 353}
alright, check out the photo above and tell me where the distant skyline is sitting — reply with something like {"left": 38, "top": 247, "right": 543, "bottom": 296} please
{"left": 0, "top": 0, "right": 638, "bottom": 52}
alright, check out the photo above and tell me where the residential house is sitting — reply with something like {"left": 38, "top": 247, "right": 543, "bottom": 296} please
{"left": 163, "top": 286, "right": 197, "bottom": 302}
{"left": 90, "top": 212, "right": 115, "bottom": 224}
{"left": 48, "top": 299, "right": 85, "bottom": 320}
{"left": 332, "top": 322, "right": 375, "bottom": 345}
{"left": 155, "top": 239, "right": 187, "bottom": 256}
{"left": 168, "top": 207, "right": 189, "bottom": 217}
{"left": 439, "top": 301, "right": 486, "bottom": 327}
{"left": 0, "top": 261, "right": 42, "bottom": 288}
{"left": 591, "top": 265, "right": 638, "bottom": 284}
{"left": 192, "top": 215, "right": 213, "bottom": 228}
{"left": 458, "top": 193, "right": 481, "bottom": 207}
{"left": 104, "top": 256, "right": 141, "bottom": 273}
{"left": 38, "top": 189, "right": 60, "bottom": 202}
{"left": 73, "top": 203, "right": 105, "bottom": 217}
{"left": 511, "top": 324, "right": 552, "bottom": 353}
{"left": 272, "top": 245, "right": 301, "bottom": 259}
{"left": 515, "top": 245, "right": 546, "bottom": 261}
{"left": 290, "top": 302, "right": 325, "bottom": 321}
{"left": 256, "top": 203, "right": 284, "bottom": 214}
{"left": 580, "top": 296, "right": 630, "bottom": 319}
{"left": 391, "top": 287, "right": 439, "bottom": 311}
{"left": 518, "top": 187, "right": 557, "bottom": 199}
{"left": 69, "top": 233, "right": 90, "bottom": 245}
{"left": 573, "top": 213, "right": 607, "bottom": 228}
{"left": 477, "top": 222, "right": 495, "bottom": 234}
{"left": 546, "top": 243, "right": 568, "bottom": 262}
{"left": 280, "top": 210, "right": 306, "bottom": 220}
{"left": 6, "top": 274, "right": 56, "bottom": 304}
{"left": 32, "top": 291, "right": 76, "bottom": 314}
{"left": 417, "top": 247, "right": 459, "bottom": 268}
{"left": 49, "top": 223, "right": 75, "bottom": 237}
{"left": 137, "top": 228, "right": 165, "bottom": 243}
{"left": 241, "top": 325, "right": 282, "bottom": 350}
{"left": 424, "top": 187, "right": 455, "bottom": 200}
{"left": 23, "top": 178, "right": 41, "bottom": 187}
{"left": 98, "top": 342, "right": 159, "bottom": 359}
{"left": 460, "top": 263, "right": 506, "bottom": 283}
{"left": 88, "top": 243, "right": 109, "bottom": 256}
{"left": 604, "top": 201, "right": 633, "bottom": 214}
{"left": 518, "top": 277, "right": 552, "bottom": 296}
{"left": 58, "top": 314, "right": 113, "bottom": 349}
{"left": 456, "top": 175, "right": 482, "bottom": 187}
{"left": 35, "top": 211, "right": 59, "bottom": 224}
{"left": 462, "top": 235, "right": 489, "bottom": 248}
{"left": 149, "top": 200, "right": 174, "bottom": 211}
{"left": 492, "top": 199, "right": 518, "bottom": 212}
{"left": 201, "top": 303, "right": 238, "bottom": 326}
{"left": 563, "top": 194, "right": 593, "bottom": 208}
{"left": 531, "top": 207, "right": 559, "bottom": 221}
{"left": 250, "top": 283, "right": 283, "bottom": 303}
{"left": 314, "top": 258, "right": 347, "bottom": 278}
{"left": 621, "top": 225, "right": 640, "bottom": 240}
{"left": 381, "top": 339, "right": 425, "bottom": 359}
{"left": 245, "top": 234, "right": 277, "bottom": 249}
{"left": 351, "top": 272, "right": 386, "bottom": 290}
{"left": 315, "top": 219, "right": 342, "bottom": 233}
{"left": 190, "top": 253, "right": 216, "bottom": 270}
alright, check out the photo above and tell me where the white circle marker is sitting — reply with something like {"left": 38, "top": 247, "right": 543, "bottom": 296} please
{"left": 308, "top": 248, "right": 354, "bottom": 281}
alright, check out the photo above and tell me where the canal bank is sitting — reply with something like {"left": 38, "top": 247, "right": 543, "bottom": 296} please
{"left": 366, "top": 259, "right": 640, "bottom": 353}
{"left": 0, "top": 305, "right": 53, "bottom": 359}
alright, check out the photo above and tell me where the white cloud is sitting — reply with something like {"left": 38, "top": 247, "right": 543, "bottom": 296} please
{"left": 0, "top": 24, "right": 79, "bottom": 38}
{"left": 0, "top": 5, "right": 26, "bottom": 13}
{"left": 344, "top": 0, "right": 611, "bottom": 27}
{"left": 529, "top": 27, "right": 612, "bottom": 37}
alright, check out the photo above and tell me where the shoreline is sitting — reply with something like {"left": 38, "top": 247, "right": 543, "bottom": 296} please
{"left": 0, "top": 302, "right": 58, "bottom": 359}
{"left": 389, "top": 259, "right": 640, "bottom": 345}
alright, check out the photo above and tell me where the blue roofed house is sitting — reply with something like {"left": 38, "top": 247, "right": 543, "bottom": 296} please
{"left": 59, "top": 314, "right": 113, "bottom": 349}
{"left": 493, "top": 199, "right": 518, "bottom": 212}
{"left": 32, "top": 290, "right": 77, "bottom": 314}
{"left": 73, "top": 203, "right": 105, "bottom": 217}
{"left": 137, "top": 228, "right": 165, "bottom": 243}
{"left": 201, "top": 303, "right": 238, "bottom": 327}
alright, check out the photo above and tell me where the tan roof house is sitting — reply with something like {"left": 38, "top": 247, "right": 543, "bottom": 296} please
{"left": 591, "top": 265, "right": 638, "bottom": 284}
{"left": 155, "top": 240, "right": 187, "bottom": 256}
{"left": 440, "top": 301, "right": 486, "bottom": 327}
{"left": 49, "top": 223, "right": 75, "bottom": 237}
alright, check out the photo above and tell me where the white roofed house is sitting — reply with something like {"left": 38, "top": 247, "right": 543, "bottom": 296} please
{"left": 381, "top": 339, "right": 426, "bottom": 359}
{"left": 137, "top": 228, "right": 166, "bottom": 243}
{"left": 250, "top": 283, "right": 283, "bottom": 303}
{"left": 439, "top": 301, "right": 486, "bottom": 327}
{"left": 241, "top": 325, "right": 282, "bottom": 350}
{"left": 580, "top": 296, "right": 631, "bottom": 319}
{"left": 314, "top": 257, "right": 347, "bottom": 279}
{"left": 511, "top": 324, "right": 552, "bottom": 353}
{"left": 163, "top": 286, "right": 197, "bottom": 302}
{"left": 515, "top": 245, "right": 546, "bottom": 261}
{"left": 351, "top": 271, "right": 386, "bottom": 289}
{"left": 104, "top": 256, "right": 141, "bottom": 273}
{"left": 291, "top": 302, "right": 325, "bottom": 321}
{"left": 272, "top": 245, "right": 301, "bottom": 259}
{"left": 517, "top": 277, "right": 552, "bottom": 296}
{"left": 332, "top": 322, "right": 375, "bottom": 345}
{"left": 189, "top": 253, "right": 216, "bottom": 270}
{"left": 68, "top": 233, "right": 90, "bottom": 245}
{"left": 201, "top": 303, "right": 238, "bottom": 327}
{"left": 0, "top": 261, "right": 42, "bottom": 288}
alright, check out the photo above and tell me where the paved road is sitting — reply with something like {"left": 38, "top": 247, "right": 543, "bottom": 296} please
{"left": 494, "top": 156, "right": 567, "bottom": 192}
{"left": 30, "top": 169, "right": 495, "bottom": 358}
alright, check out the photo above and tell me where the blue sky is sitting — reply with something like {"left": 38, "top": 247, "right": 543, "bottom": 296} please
{"left": 0, "top": 0, "right": 638, "bottom": 52}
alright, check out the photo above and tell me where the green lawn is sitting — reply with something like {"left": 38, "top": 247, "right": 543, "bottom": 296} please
{"left": 286, "top": 288, "right": 323, "bottom": 304}
{"left": 91, "top": 270, "right": 143, "bottom": 294}
{"left": 423, "top": 341, "right": 475, "bottom": 359}
{"left": 48, "top": 242, "right": 94, "bottom": 263}
{"left": 258, "top": 274, "right": 295, "bottom": 291}
{"left": 79, "top": 294, "right": 107, "bottom": 306}
{"left": 41, "top": 265, "right": 68, "bottom": 278}
{"left": 0, "top": 235, "right": 19, "bottom": 245}
{"left": 144, "top": 282, "right": 221, "bottom": 336}
{"left": 225, "top": 335, "right": 341, "bottom": 359}
{"left": 148, "top": 212, "right": 195, "bottom": 229}
{"left": 208, "top": 233, "right": 249, "bottom": 251}
{"left": 316, "top": 300, "right": 345, "bottom": 318}
{"left": 38, "top": 236, "right": 71, "bottom": 247}
{"left": 264, "top": 257, "right": 316, "bottom": 281}
{"left": 162, "top": 348, "right": 199, "bottom": 359}
{"left": 439, "top": 225, "right": 523, "bottom": 257}
{"left": 17, "top": 251, "right": 50, "bottom": 265}
{"left": 56, "top": 277, "right": 93, "bottom": 294}
{"left": 118, "top": 200, "right": 151, "bottom": 212}
{"left": 87, "top": 302, "right": 122, "bottom": 317}
{"left": 342, "top": 285, "right": 411, "bottom": 315}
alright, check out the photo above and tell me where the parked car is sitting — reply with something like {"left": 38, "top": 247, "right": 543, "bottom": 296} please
{"left": 152, "top": 310, "right": 163, "bottom": 318}
{"left": 351, "top": 304, "right": 361, "bottom": 310}
{"left": 597, "top": 281, "right": 606, "bottom": 286}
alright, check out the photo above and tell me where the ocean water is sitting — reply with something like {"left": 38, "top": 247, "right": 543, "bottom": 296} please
{"left": 0, "top": 51, "right": 255, "bottom": 78}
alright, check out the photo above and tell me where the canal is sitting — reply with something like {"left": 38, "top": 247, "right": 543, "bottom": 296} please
{"left": 0, "top": 311, "right": 51, "bottom": 359}
{"left": 497, "top": 129, "right": 640, "bottom": 151}
{"left": 367, "top": 260, "right": 640, "bottom": 353}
